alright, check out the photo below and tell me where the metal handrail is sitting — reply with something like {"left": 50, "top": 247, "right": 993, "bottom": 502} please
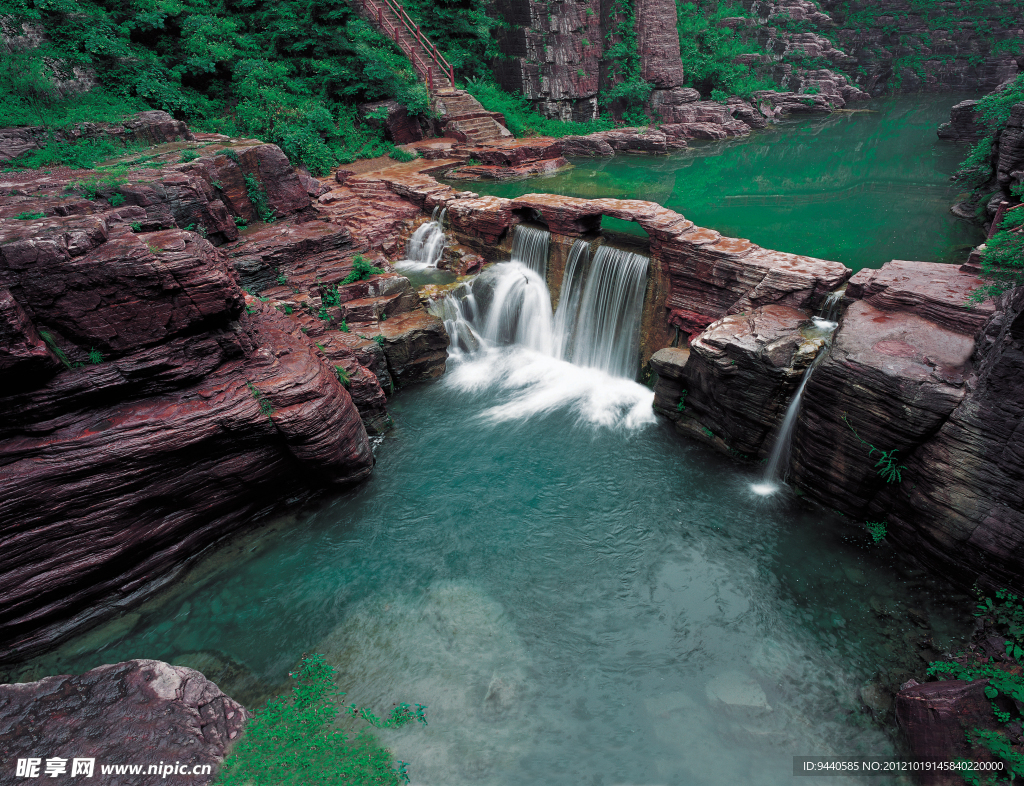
{"left": 359, "top": 0, "right": 455, "bottom": 92}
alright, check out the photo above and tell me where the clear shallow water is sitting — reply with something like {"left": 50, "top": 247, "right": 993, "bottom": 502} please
{"left": 8, "top": 349, "right": 972, "bottom": 786}
{"left": 446, "top": 95, "right": 985, "bottom": 272}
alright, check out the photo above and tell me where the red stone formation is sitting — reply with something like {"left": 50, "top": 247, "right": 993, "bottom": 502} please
{"left": 0, "top": 660, "right": 248, "bottom": 786}
{"left": 0, "top": 119, "right": 449, "bottom": 660}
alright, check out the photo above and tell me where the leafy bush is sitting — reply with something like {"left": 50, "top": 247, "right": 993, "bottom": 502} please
{"left": 244, "top": 173, "right": 276, "bottom": 223}
{"left": 214, "top": 655, "right": 425, "bottom": 786}
{"left": 676, "top": 1, "right": 780, "bottom": 98}
{"left": 342, "top": 254, "right": 385, "bottom": 285}
{"left": 970, "top": 206, "right": 1024, "bottom": 301}
{"left": 927, "top": 590, "right": 1024, "bottom": 782}
{"left": 0, "top": 0, "right": 433, "bottom": 173}
{"left": 14, "top": 211, "right": 45, "bottom": 220}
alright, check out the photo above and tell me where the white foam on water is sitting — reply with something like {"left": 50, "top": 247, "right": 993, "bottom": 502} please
{"left": 446, "top": 347, "right": 655, "bottom": 430}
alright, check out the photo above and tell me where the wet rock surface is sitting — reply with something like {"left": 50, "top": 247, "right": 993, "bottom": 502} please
{"left": 672, "top": 305, "right": 823, "bottom": 457}
{"left": 0, "top": 660, "right": 247, "bottom": 785}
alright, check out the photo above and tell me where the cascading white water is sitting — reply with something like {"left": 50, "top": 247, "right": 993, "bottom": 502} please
{"left": 397, "top": 206, "right": 447, "bottom": 271}
{"left": 510, "top": 225, "right": 550, "bottom": 277}
{"left": 480, "top": 264, "right": 555, "bottom": 354}
{"left": 426, "top": 225, "right": 655, "bottom": 428}
{"left": 565, "top": 245, "right": 650, "bottom": 377}
{"left": 552, "top": 240, "right": 591, "bottom": 361}
{"left": 752, "top": 295, "right": 843, "bottom": 495}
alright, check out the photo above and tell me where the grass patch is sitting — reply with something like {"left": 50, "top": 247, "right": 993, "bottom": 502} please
{"left": 4, "top": 138, "right": 142, "bottom": 171}
{"left": 214, "top": 654, "right": 425, "bottom": 786}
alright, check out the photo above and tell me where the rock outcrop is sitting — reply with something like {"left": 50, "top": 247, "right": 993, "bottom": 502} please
{"left": 0, "top": 660, "right": 247, "bottom": 785}
{"left": 0, "top": 117, "right": 450, "bottom": 661}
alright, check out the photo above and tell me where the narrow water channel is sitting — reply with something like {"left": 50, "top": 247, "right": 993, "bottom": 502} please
{"left": 447, "top": 95, "right": 985, "bottom": 272}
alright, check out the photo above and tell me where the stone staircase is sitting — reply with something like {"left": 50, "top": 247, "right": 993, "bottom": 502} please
{"left": 433, "top": 90, "right": 514, "bottom": 146}
{"left": 351, "top": 0, "right": 513, "bottom": 146}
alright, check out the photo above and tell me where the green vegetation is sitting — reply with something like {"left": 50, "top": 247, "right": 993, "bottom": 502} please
{"left": 180, "top": 149, "right": 200, "bottom": 163}
{"left": 675, "top": 1, "right": 779, "bottom": 99}
{"left": 335, "top": 366, "right": 350, "bottom": 388}
{"left": 601, "top": 0, "right": 651, "bottom": 118}
{"left": 676, "top": 389, "right": 687, "bottom": 412}
{"left": 927, "top": 590, "right": 1024, "bottom": 783}
{"left": 3, "top": 137, "right": 141, "bottom": 171}
{"left": 341, "top": 254, "right": 384, "bottom": 285}
{"left": 462, "top": 79, "right": 614, "bottom": 138}
{"left": 214, "top": 654, "right": 426, "bottom": 786}
{"left": 87, "top": 347, "right": 104, "bottom": 364}
{"left": 864, "top": 520, "right": 886, "bottom": 543}
{"left": 244, "top": 173, "right": 275, "bottom": 223}
{"left": 37, "top": 329, "right": 72, "bottom": 368}
{"left": 388, "top": 147, "right": 418, "bottom": 163}
{"left": 971, "top": 206, "right": 1024, "bottom": 302}
{"left": 957, "top": 75, "right": 1024, "bottom": 188}
{"left": 245, "top": 381, "right": 274, "bottom": 418}
{"left": 842, "top": 413, "right": 906, "bottom": 484}
{"left": 14, "top": 210, "right": 45, "bottom": 220}
{"left": 0, "top": 0, "right": 433, "bottom": 173}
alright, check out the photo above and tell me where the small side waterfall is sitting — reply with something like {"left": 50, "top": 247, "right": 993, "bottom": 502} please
{"left": 753, "top": 295, "right": 843, "bottom": 495}
{"left": 399, "top": 206, "right": 447, "bottom": 270}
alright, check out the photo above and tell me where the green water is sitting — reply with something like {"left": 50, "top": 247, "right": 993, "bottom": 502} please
{"left": 8, "top": 348, "right": 972, "bottom": 786}
{"left": 447, "top": 95, "right": 985, "bottom": 272}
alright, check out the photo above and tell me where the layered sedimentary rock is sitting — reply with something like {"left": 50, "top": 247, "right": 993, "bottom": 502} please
{"left": 0, "top": 118, "right": 449, "bottom": 661}
{"left": 0, "top": 660, "right": 247, "bottom": 785}
{"left": 878, "top": 283, "right": 1024, "bottom": 593}
{"left": 663, "top": 306, "right": 826, "bottom": 457}
{"left": 819, "top": 0, "right": 1022, "bottom": 94}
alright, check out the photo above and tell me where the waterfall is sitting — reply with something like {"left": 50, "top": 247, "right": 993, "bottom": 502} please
{"left": 510, "top": 225, "right": 550, "bottom": 278}
{"left": 398, "top": 207, "right": 447, "bottom": 271}
{"left": 430, "top": 227, "right": 651, "bottom": 381}
{"left": 565, "top": 245, "right": 650, "bottom": 378}
{"left": 429, "top": 225, "right": 654, "bottom": 428}
{"left": 752, "top": 298, "right": 842, "bottom": 495}
{"left": 552, "top": 240, "right": 591, "bottom": 361}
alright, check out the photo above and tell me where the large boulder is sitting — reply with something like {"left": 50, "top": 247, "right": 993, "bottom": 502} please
{"left": 0, "top": 660, "right": 247, "bottom": 785}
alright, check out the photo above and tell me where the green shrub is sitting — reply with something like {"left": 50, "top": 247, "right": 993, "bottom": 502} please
{"left": 675, "top": 1, "right": 780, "bottom": 98}
{"left": 926, "top": 590, "right": 1024, "bottom": 782}
{"left": 14, "top": 211, "right": 45, "bottom": 220}
{"left": 970, "top": 206, "right": 1024, "bottom": 301}
{"left": 341, "top": 255, "right": 384, "bottom": 285}
{"left": 389, "top": 148, "right": 418, "bottom": 163}
{"left": 214, "top": 655, "right": 425, "bottom": 786}
{"left": 864, "top": 520, "right": 886, "bottom": 542}
{"left": 109, "top": 192, "right": 125, "bottom": 206}
{"left": 180, "top": 149, "right": 200, "bottom": 163}
{"left": 244, "top": 173, "right": 276, "bottom": 223}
